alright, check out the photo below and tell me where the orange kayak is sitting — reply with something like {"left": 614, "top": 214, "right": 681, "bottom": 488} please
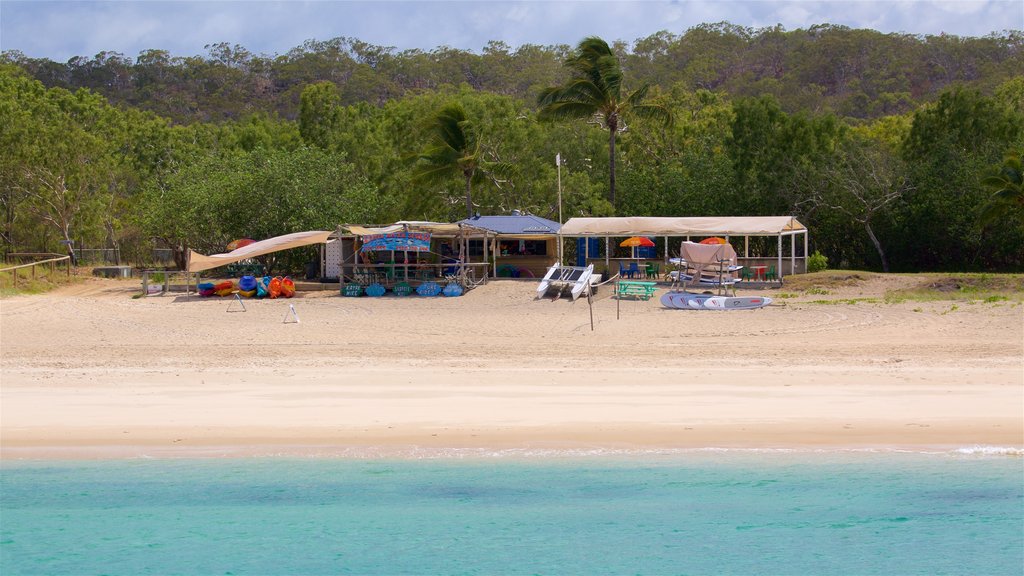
{"left": 268, "top": 277, "right": 282, "bottom": 299}
{"left": 281, "top": 277, "right": 296, "bottom": 298}
{"left": 214, "top": 280, "right": 234, "bottom": 297}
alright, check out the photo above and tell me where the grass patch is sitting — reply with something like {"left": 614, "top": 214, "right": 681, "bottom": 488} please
{"left": 0, "top": 269, "right": 80, "bottom": 296}
{"left": 805, "top": 286, "right": 831, "bottom": 295}
{"left": 774, "top": 292, "right": 799, "bottom": 299}
{"left": 807, "top": 297, "right": 881, "bottom": 305}
{"left": 783, "top": 271, "right": 877, "bottom": 291}
{"left": 885, "top": 273, "right": 1024, "bottom": 304}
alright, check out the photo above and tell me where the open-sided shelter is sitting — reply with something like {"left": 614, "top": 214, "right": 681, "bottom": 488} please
{"left": 559, "top": 216, "right": 809, "bottom": 279}
{"left": 324, "top": 221, "right": 495, "bottom": 287}
{"left": 457, "top": 213, "right": 561, "bottom": 278}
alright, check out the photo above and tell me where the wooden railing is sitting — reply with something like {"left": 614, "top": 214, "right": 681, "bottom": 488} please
{"left": 0, "top": 253, "right": 72, "bottom": 288}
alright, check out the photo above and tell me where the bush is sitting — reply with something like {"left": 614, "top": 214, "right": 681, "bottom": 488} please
{"left": 808, "top": 250, "right": 829, "bottom": 273}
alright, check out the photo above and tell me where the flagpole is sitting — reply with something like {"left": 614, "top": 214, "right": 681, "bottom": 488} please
{"left": 556, "top": 153, "right": 563, "bottom": 265}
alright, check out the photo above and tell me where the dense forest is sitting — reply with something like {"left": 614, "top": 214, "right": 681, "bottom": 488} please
{"left": 2, "top": 23, "right": 1022, "bottom": 273}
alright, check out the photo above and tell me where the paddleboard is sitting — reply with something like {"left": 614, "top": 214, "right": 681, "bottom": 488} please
{"left": 661, "top": 291, "right": 771, "bottom": 310}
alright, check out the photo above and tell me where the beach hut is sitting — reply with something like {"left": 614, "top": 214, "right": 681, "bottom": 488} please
{"left": 457, "top": 212, "right": 561, "bottom": 279}
{"left": 324, "top": 221, "right": 495, "bottom": 288}
{"left": 559, "top": 216, "right": 809, "bottom": 281}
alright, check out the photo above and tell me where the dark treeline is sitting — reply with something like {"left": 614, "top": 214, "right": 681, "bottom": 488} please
{"left": 4, "top": 23, "right": 1023, "bottom": 123}
{"left": 2, "top": 26, "right": 1022, "bottom": 275}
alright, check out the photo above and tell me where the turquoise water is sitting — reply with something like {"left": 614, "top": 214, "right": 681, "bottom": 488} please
{"left": 2, "top": 451, "right": 1022, "bottom": 575}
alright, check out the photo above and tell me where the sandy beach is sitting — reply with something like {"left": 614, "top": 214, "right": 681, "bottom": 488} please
{"left": 1, "top": 275, "right": 1021, "bottom": 459}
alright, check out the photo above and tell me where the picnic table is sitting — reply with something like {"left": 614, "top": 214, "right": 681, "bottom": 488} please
{"left": 615, "top": 280, "right": 657, "bottom": 301}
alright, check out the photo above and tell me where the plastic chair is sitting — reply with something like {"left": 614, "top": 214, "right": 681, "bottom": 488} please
{"left": 766, "top": 265, "right": 777, "bottom": 281}
{"left": 645, "top": 263, "right": 659, "bottom": 279}
{"left": 741, "top": 267, "right": 753, "bottom": 281}
{"left": 619, "top": 262, "right": 629, "bottom": 279}
{"left": 628, "top": 262, "right": 640, "bottom": 279}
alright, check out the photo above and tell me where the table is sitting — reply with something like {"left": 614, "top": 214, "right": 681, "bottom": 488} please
{"left": 750, "top": 265, "right": 767, "bottom": 281}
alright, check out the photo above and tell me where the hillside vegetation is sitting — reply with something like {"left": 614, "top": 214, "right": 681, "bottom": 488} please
{"left": 2, "top": 24, "right": 1022, "bottom": 274}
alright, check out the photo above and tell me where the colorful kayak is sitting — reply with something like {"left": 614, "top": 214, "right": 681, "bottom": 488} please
{"left": 268, "top": 277, "right": 282, "bottom": 299}
{"left": 213, "top": 280, "right": 234, "bottom": 297}
{"left": 660, "top": 291, "right": 771, "bottom": 310}
{"left": 280, "top": 277, "right": 296, "bottom": 298}
{"left": 197, "top": 282, "right": 215, "bottom": 297}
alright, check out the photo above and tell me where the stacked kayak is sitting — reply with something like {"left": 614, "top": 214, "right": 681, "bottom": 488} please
{"left": 197, "top": 276, "right": 296, "bottom": 298}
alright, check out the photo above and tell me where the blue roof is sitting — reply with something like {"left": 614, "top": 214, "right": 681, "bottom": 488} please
{"left": 459, "top": 214, "right": 561, "bottom": 235}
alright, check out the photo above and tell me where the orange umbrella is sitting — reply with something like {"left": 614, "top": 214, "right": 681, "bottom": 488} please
{"left": 619, "top": 236, "right": 655, "bottom": 248}
{"left": 227, "top": 238, "right": 256, "bottom": 251}
{"left": 699, "top": 237, "right": 727, "bottom": 245}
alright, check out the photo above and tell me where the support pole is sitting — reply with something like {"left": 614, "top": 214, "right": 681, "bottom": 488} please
{"left": 777, "top": 234, "right": 783, "bottom": 281}
{"left": 803, "top": 231, "right": 809, "bottom": 274}
{"left": 791, "top": 233, "right": 796, "bottom": 277}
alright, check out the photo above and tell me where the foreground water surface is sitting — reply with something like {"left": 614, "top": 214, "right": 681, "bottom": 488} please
{"left": 2, "top": 450, "right": 1021, "bottom": 575}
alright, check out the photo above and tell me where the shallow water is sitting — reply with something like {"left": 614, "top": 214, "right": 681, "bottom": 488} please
{"left": 2, "top": 451, "right": 1022, "bottom": 575}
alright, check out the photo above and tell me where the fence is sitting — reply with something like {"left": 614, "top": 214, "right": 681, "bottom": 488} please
{"left": 77, "top": 248, "right": 121, "bottom": 265}
{"left": 0, "top": 253, "right": 72, "bottom": 288}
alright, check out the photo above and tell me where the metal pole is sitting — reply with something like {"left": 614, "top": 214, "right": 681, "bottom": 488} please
{"left": 556, "top": 153, "right": 563, "bottom": 266}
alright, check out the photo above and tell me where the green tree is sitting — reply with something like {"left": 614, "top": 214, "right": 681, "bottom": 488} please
{"left": 413, "top": 102, "right": 505, "bottom": 219}
{"left": 299, "top": 81, "right": 342, "bottom": 149}
{"left": 537, "top": 36, "right": 670, "bottom": 207}
{"left": 980, "top": 151, "right": 1024, "bottom": 225}
{"left": 144, "top": 147, "right": 387, "bottom": 271}
{"left": 815, "top": 138, "right": 913, "bottom": 271}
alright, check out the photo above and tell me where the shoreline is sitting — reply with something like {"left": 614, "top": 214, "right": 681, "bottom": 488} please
{"left": 2, "top": 276, "right": 1022, "bottom": 461}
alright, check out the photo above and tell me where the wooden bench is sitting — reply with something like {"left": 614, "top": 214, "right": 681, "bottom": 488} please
{"left": 615, "top": 280, "right": 657, "bottom": 301}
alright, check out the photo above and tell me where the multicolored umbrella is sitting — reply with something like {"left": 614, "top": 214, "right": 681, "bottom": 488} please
{"left": 619, "top": 236, "right": 655, "bottom": 248}
{"left": 227, "top": 238, "right": 256, "bottom": 251}
{"left": 699, "top": 237, "right": 727, "bottom": 245}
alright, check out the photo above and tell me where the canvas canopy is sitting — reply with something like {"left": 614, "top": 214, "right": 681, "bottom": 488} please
{"left": 559, "top": 216, "right": 805, "bottom": 236}
{"left": 187, "top": 230, "right": 332, "bottom": 273}
{"left": 344, "top": 221, "right": 491, "bottom": 236}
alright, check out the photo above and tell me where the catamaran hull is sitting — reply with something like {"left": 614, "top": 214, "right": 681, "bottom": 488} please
{"left": 660, "top": 291, "right": 771, "bottom": 310}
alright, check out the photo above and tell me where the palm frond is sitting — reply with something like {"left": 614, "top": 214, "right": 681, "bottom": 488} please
{"left": 630, "top": 103, "right": 673, "bottom": 127}
{"left": 538, "top": 101, "right": 600, "bottom": 122}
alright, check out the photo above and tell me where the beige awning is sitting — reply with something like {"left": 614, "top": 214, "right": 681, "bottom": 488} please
{"left": 344, "top": 221, "right": 492, "bottom": 236}
{"left": 559, "top": 216, "right": 805, "bottom": 236}
{"left": 188, "top": 230, "right": 332, "bottom": 273}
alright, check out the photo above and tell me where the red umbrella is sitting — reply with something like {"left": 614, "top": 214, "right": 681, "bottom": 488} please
{"left": 227, "top": 238, "right": 256, "bottom": 251}
{"left": 699, "top": 237, "right": 727, "bottom": 245}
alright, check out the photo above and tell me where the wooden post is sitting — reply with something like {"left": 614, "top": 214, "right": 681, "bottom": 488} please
{"left": 616, "top": 280, "right": 620, "bottom": 320}
{"left": 587, "top": 284, "right": 594, "bottom": 332}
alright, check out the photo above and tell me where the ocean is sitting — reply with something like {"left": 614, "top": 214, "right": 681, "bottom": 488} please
{"left": 1, "top": 450, "right": 1021, "bottom": 575}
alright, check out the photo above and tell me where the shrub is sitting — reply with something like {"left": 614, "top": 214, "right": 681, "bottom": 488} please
{"left": 807, "top": 250, "right": 829, "bottom": 273}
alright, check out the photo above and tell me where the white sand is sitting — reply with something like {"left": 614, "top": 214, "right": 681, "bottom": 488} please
{"left": 1, "top": 275, "right": 1021, "bottom": 459}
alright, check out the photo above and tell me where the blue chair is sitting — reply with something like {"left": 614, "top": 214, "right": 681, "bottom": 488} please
{"left": 628, "top": 262, "right": 641, "bottom": 279}
{"left": 619, "top": 262, "right": 629, "bottom": 278}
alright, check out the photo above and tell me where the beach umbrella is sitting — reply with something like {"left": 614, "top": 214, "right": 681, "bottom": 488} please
{"left": 620, "top": 236, "right": 655, "bottom": 262}
{"left": 619, "top": 236, "right": 655, "bottom": 248}
{"left": 227, "top": 238, "right": 256, "bottom": 251}
{"left": 699, "top": 237, "right": 727, "bottom": 245}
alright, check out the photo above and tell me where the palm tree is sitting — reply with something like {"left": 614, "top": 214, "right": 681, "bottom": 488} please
{"left": 537, "top": 37, "right": 670, "bottom": 207}
{"left": 413, "top": 103, "right": 488, "bottom": 219}
{"left": 980, "top": 151, "right": 1024, "bottom": 225}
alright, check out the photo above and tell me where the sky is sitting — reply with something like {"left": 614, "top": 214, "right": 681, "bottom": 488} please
{"left": 1, "top": 0, "right": 1021, "bottom": 62}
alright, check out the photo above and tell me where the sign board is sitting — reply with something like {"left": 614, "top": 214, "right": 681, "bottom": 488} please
{"left": 360, "top": 231, "right": 431, "bottom": 252}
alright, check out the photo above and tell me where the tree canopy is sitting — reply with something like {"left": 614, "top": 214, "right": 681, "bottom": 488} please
{"left": 2, "top": 27, "right": 1023, "bottom": 274}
